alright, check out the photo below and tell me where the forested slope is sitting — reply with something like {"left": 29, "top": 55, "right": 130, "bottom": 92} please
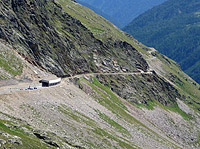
{"left": 77, "top": 0, "right": 167, "bottom": 27}
{"left": 123, "top": 0, "right": 200, "bottom": 83}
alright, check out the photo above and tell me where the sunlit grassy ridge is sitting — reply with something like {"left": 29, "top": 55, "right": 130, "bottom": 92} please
{"left": 55, "top": 0, "right": 149, "bottom": 55}
{"left": 153, "top": 51, "right": 200, "bottom": 112}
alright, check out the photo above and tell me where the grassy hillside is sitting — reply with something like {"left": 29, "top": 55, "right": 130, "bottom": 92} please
{"left": 123, "top": 0, "right": 200, "bottom": 83}
{"left": 77, "top": 0, "right": 167, "bottom": 27}
{"left": 76, "top": 0, "right": 123, "bottom": 27}
{"left": 0, "top": 41, "right": 22, "bottom": 80}
{"left": 0, "top": 0, "right": 200, "bottom": 148}
{"left": 55, "top": 0, "right": 150, "bottom": 55}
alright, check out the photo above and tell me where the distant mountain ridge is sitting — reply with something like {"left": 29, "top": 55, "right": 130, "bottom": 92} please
{"left": 77, "top": 0, "right": 123, "bottom": 27}
{"left": 77, "top": 0, "right": 167, "bottom": 27}
{"left": 123, "top": 0, "right": 200, "bottom": 83}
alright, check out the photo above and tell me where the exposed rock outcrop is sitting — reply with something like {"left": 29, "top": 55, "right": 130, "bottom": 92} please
{"left": 0, "top": 0, "right": 148, "bottom": 77}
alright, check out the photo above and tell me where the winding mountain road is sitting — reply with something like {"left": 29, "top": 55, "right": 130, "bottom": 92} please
{"left": 0, "top": 71, "right": 153, "bottom": 95}
{"left": 69, "top": 71, "right": 153, "bottom": 79}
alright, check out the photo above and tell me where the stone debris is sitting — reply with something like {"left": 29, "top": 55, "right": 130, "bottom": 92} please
{"left": 0, "top": 139, "right": 6, "bottom": 145}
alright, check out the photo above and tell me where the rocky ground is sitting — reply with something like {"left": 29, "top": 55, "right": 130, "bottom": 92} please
{"left": 0, "top": 33, "right": 200, "bottom": 148}
{"left": 0, "top": 71, "right": 200, "bottom": 148}
{"left": 0, "top": 79, "right": 178, "bottom": 148}
{"left": 0, "top": 0, "right": 200, "bottom": 148}
{"left": 0, "top": 38, "right": 200, "bottom": 148}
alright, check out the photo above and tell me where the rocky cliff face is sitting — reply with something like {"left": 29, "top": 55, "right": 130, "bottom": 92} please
{"left": 96, "top": 73, "right": 181, "bottom": 106}
{"left": 0, "top": 0, "right": 148, "bottom": 77}
{"left": 0, "top": 0, "right": 200, "bottom": 148}
{"left": 0, "top": 0, "right": 183, "bottom": 106}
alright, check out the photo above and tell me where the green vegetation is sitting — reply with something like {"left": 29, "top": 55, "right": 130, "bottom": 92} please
{"left": 80, "top": 77, "right": 134, "bottom": 123}
{"left": 78, "top": 77, "right": 182, "bottom": 148}
{"left": 154, "top": 51, "right": 200, "bottom": 113}
{"left": 86, "top": 73, "right": 195, "bottom": 123}
{"left": 1, "top": 0, "right": 200, "bottom": 147}
{"left": 195, "top": 133, "right": 200, "bottom": 146}
{"left": 58, "top": 105, "right": 97, "bottom": 128}
{"left": 136, "top": 96, "right": 192, "bottom": 121}
{"left": 0, "top": 120, "right": 49, "bottom": 149}
{"left": 95, "top": 109, "right": 131, "bottom": 136}
{"left": 166, "top": 104, "right": 193, "bottom": 120}
{"left": 92, "top": 77, "right": 128, "bottom": 111}
{"left": 77, "top": 0, "right": 167, "bottom": 28}
{"left": 0, "top": 43, "right": 23, "bottom": 79}
{"left": 55, "top": 0, "right": 150, "bottom": 55}
{"left": 58, "top": 104, "right": 137, "bottom": 148}
{"left": 137, "top": 100, "right": 155, "bottom": 110}
{"left": 89, "top": 26, "right": 105, "bottom": 33}
{"left": 92, "top": 128, "right": 138, "bottom": 149}
{"left": 123, "top": 0, "right": 200, "bottom": 83}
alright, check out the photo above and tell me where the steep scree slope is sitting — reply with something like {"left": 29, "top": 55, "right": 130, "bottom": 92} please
{"left": 0, "top": 0, "right": 200, "bottom": 148}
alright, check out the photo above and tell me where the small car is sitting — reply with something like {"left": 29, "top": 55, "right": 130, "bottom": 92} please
{"left": 27, "top": 87, "right": 33, "bottom": 90}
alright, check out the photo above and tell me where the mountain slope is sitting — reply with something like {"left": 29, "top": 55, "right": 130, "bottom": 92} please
{"left": 123, "top": 0, "right": 200, "bottom": 83}
{"left": 0, "top": 0, "right": 148, "bottom": 77}
{"left": 76, "top": 0, "right": 123, "bottom": 28}
{"left": 0, "top": 0, "right": 200, "bottom": 148}
{"left": 77, "top": 0, "right": 167, "bottom": 27}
